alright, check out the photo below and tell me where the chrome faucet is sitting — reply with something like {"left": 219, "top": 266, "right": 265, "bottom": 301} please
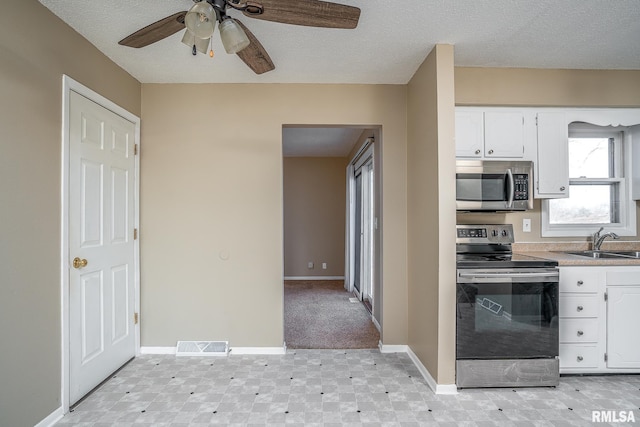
{"left": 592, "top": 227, "right": 619, "bottom": 251}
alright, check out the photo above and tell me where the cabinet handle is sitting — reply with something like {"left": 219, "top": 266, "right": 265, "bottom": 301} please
{"left": 577, "top": 305, "right": 584, "bottom": 312}
{"left": 577, "top": 356, "right": 583, "bottom": 362}
{"left": 577, "top": 330, "right": 584, "bottom": 336}
{"left": 488, "top": 149, "right": 494, "bottom": 155}
{"left": 475, "top": 149, "right": 481, "bottom": 155}
{"left": 577, "top": 280, "right": 583, "bottom": 286}
{"left": 560, "top": 186, "right": 566, "bottom": 191}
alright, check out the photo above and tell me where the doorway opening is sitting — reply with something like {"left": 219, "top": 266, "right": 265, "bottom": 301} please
{"left": 282, "top": 125, "right": 381, "bottom": 349}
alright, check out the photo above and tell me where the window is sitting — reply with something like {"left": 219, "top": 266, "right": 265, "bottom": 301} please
{"left": 542, "top": 123, "right": 636, "bottom": 237}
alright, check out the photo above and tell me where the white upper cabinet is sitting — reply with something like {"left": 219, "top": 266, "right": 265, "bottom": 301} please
{"left": 484, "top": 111, "right": 525, "bottom": 158}
{"left": 455, "top": 111, "right": 483, "bottom": 158}
{"left": 536, "top": 112, "right": 569, "bottom": 198}
{"left": 631, "top": 125, "right": 640, "bottom": 200}
{"left": 455, "top": 109, "right": 526, "bottom": 159}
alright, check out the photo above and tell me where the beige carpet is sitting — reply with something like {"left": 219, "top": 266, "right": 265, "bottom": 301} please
{"left": 284, "top": 280, "right": 380, "bottom": 349}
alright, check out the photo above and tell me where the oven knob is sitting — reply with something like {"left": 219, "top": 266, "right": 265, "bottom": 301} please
{"left": 501, "top": 230, "right": 509, "bottom": 237}
{"left": 492, "top": 230, "right": 498, "bottom": 237}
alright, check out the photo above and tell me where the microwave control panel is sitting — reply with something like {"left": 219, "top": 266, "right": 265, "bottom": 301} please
{"left": 514, "top": 174, "right": 529, "bottom": 200}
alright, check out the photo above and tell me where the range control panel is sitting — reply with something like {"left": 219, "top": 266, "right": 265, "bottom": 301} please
{"left": 456, "top": 224, "right": 514, "bottom": 244}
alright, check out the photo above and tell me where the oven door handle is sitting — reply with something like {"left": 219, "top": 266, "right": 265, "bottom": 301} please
{"left": 458, "top": 271, "right": 559, "bottom": 281}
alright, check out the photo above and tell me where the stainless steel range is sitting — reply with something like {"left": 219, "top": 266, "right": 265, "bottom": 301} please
{"left": 456, "top": 224, "right": 560, "bottom": 388}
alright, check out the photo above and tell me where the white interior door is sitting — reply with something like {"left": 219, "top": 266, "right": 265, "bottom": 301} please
{"left": 68, "top": 91, "right": 136, "bottom": 404}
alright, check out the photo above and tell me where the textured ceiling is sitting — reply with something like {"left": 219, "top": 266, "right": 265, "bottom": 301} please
{"left": 39, "top": 0, "right": 640, "bottom": 84}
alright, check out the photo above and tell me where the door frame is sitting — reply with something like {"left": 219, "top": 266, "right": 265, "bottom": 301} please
{"left": 60, "top": 75, "right": 141, "bottom": 412}
{"left": 346, "top": 140, "right": 374, "bottom": 298}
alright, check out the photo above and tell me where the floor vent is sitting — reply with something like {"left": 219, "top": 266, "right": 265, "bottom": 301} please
{"left": 176, "top": 341, "right": 229, "bottom": 357}
{"left": 349, "top": 297, "right": 360, "bottom": 303}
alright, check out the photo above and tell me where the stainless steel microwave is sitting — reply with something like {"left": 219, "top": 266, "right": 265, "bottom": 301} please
{"left": 456, "top": 160, "right": 533, "bottom": 211}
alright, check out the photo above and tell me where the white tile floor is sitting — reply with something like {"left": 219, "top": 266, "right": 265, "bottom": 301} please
{"left": 56, "top": 349, "right": 640, "bottom": 426}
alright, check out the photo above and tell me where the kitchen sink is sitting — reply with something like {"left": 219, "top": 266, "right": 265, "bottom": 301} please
{"left": 564, "top": 250, "right": 640, "bottom": 259}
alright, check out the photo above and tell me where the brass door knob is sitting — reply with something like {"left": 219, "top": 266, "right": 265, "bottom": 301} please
{"left": 73, "top": 257, "right": 88, "bottom": 269}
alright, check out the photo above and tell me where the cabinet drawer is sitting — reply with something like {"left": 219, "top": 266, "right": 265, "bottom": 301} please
{"left": 559, "top": 318, "right": 598, "bottom": 343}
{"left": 560, "top": 344, "right": 599, "bottom": 368}
{"left": 560, "top": 269, "right": 598, "bottom": 293}
{"left": 559, "top": 295, "right": 599, "bottom": 318}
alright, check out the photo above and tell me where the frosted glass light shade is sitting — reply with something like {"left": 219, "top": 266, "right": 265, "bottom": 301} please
{"left": 219, "top": 19, "right": 250, "bottom": 54}
{"left": 181, "top": 30, "right": 209, "bottom": 54}
{"left": 185, "top": 2, "right": 216, "bottom": 39}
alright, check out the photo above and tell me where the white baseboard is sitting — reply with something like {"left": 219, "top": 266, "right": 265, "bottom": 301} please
{"left": 284, "top": 276, "right": 345, "bottom": 281}
{"left": 378, "top": 342, "right": 408, "bottom": 353}
{"left": 34, "top": 406, "right": 64, "bottom": 427}
{"left": 140, "top": 346, "right": 287, "bottom": 355}
{"left": 140, "top": 346, "right": 176, "bottom": 355}
{"left": 406, "top": 346, "right": 458, "bottom": 395}
{"left": 372, "top": 316, "right": 381, "bottom": 332}
{"left": 230, "top": 346, "right": 287, "bottom": 355}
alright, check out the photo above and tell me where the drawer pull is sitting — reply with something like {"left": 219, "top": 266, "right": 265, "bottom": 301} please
{"left": 577, "top": 356, "right": 583, "bottom": 362}
{"left": 577, "top": 280, "right": 583, "bottom": 286}
{"left": 577, "top": 330, "right": 584, "bottom": 336}
{"left": 577, "top": 305, "right": 584, "bottom": 312}
{"left": 475, "top": 149, "right": 481, "bottom": 155}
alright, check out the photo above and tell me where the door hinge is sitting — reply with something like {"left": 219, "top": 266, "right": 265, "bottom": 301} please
{"left": 604, "top": 291, "right": 608, "bottom": 301}
{"left": 134, "top": 228, "right": 138, "bottom": 240}
{"left": 604, "top": 353, "right": 608, "bottom": 362}
{"left": 134, "top": 312, "right": 139, "bottom": 325}
{"left": 134, "top": 144, "right": 138, "bottom": 155}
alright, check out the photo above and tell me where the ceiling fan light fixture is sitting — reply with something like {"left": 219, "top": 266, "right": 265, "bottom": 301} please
{"left": 185, "top": 1, "right": 216, "bottom": 39}
{"left": 181, "top": 30, "right": 210, "bottom": 54}
{"left": 219, "top": 18, "right": 250, "bottom": 54}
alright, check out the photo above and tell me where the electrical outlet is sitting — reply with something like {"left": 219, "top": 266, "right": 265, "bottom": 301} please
{"left": 523, "top": 218, "right": 531, "bottom": 233}
{"left": 322, "top": 262, "right": 327, "bottom": 269}
{"left": 308, "top": 262, "right": 314, "bottom": 269}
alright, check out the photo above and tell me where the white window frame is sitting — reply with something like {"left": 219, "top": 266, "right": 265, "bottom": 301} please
{"left": 541, "top": 123, "right": 636, "bottom": 237}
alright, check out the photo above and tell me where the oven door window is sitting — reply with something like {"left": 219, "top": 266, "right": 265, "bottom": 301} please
{"left": 456, "top": 173, "right": 507, "bottom": 202}
{"left": 456, "top": 281, "right": 559, "bottom": 359}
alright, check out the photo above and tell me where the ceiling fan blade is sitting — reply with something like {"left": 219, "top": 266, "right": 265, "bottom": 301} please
{"left": 119, "top": 12, "right": 187, "bottom": 48}
{"left": 242, "top": 0, "right": 360, "bottom": 29}
{"left": 235, "top": 20, "right": 275, "bottom": 74}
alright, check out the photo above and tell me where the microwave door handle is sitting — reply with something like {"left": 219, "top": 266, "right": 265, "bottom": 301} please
{"left": 506, "top": 168, "right": 515, "bottom": 208}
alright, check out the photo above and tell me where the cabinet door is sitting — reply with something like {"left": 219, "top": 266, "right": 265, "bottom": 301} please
{"left": 607, "top": 286, "right": 640, "bottom": 368}
{"left": 631, "top": 125, "right": 640, "bottom": 200}
{"left": 536, "top": 112, "right": 569, "bottom": 198}
{"left": 484, "top": 112, "right": 524, "bottom": 158}
{"left": 455, "top": 111, "right": 483, "bottom": 158}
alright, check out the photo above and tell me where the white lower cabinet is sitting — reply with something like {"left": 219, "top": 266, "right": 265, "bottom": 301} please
{"left": 559, "top": 266, "right": 640, "bottom": 373}
{"left": 606, "top": 270, "right": 640, "bottom": 368}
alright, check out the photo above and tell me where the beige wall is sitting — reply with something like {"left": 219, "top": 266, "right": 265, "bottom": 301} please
{"left": 406, "top": 45, "right": 457, "bottom": 385}
{"left": 140, "top": 84, "right": 408, "bottom": 347}
{"left": 283, "top": 157, "right": 348, "bottom": 277}
{"left": 0, "top": 1, "right": 141, "bottom": 426}
{"left": 455, "top": 67, "right": 640, "bottom": 241}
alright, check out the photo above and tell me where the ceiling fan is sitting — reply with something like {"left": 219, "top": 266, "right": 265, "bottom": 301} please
{"left": 118, "top": 0, "right": 361, "bottom": 75}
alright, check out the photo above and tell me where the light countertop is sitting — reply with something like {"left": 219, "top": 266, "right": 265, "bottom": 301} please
{"left": 513, "top": 241, "right": 640, "bottom": 266}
